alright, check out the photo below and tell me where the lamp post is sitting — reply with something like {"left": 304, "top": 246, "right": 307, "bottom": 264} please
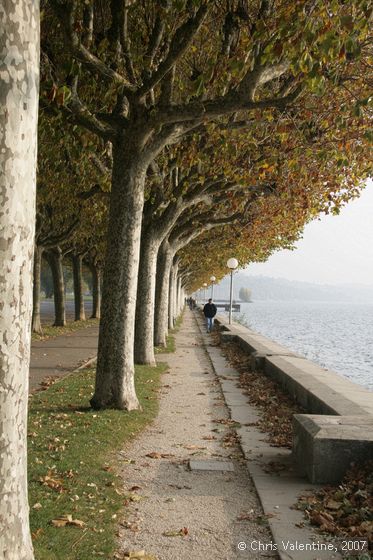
{"left": 227, "top": 258, "right": 238, "bottom": 324}
{"left": 210, "top": 276, "right": 216, "bottom": 300}
{"left": 203, "top": 282, "right": 208, "bottom": 303}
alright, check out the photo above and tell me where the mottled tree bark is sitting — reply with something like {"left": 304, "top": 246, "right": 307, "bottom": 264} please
{"left": 0, "top": 2, "right": 39, "bottom": 558}
{"left": 72, "top": 253, "right": 86, "bottom": 321}
{"left": 91, "top": 143, "right": 146, "bottom": 411}
{"left": 32, "top": 245, "right": 43, "bottom": 334}
{"left": 154, "top": 239, "right": 173, "bottom": 347}
{"left": 90, "top": 264, "right": 101, "bottom": 319}
{"left": 45, "top": 247, "right": 66, "bottom": 327}
{"left": 134, "top": 231, "right": 159, "bottom": 365}
{"left": 176, "top": 275, "right": 183, "bottom": 315}
{"left": 168, "top": 259, "right": 179, "bottom": 329}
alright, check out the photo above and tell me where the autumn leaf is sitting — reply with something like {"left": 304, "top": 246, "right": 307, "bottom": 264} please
{"left": 51, "top": 514, "right": 85, "bottom": 528}
{"left": 39, "top": 473, "right": 64, "bottom": 493}
{"left": 31, "top": 528, "right": 43, "bottom": 540}
{"left": 123, "top": 551, "right": 158, "bottom": 559}
{"left": 145, "top": 452, "right": 175, "bottom": 459}
{"left": 162, "top": 527, "right": 189, "bottom": 537}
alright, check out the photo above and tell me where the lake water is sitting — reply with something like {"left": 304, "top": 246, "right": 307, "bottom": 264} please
{"left": 236, "top": 301, "right": 373, "bottom": 390}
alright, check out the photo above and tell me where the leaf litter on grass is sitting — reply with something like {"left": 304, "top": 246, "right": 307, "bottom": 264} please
{"left": 28, "top": 363, "right": 167, "bottom": 560}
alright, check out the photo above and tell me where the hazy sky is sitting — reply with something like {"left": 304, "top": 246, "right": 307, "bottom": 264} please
{"left": 246, "top": 179, "right": 373, "bottom": 285}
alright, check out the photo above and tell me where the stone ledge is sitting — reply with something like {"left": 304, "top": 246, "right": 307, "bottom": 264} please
{"left": 215, "top": 314, "right": 373, "bottom": 417}
{"left": 293, "top": 415, "right": 373, "bottom": 483}
{"left": 214, "top": 313, "right": 373, "bottom": 483}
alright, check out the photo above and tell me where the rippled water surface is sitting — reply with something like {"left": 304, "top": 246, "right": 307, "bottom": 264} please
{"left": 237, "top": 301, "right": 373, "bottom": 390}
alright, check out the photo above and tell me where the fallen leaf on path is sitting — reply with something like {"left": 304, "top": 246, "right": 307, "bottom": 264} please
{"left": 146, "top": 452, "right": 175, "bottom": 459}
{"left": 123, "top": 550, "right": 157, "bottom": 559}
{"left": 183, "top": 444, "right": 207, "bottom": 450}
{"left": 213, "top": 418, "right": 238, "bottom": 426}
{"left": 202, "top": 435, "right": 216, "bottom": 440}
{"left": 124, "top": 493, "right": 145, "bottom": 503}
{"left": 121, "top": 521, "right": 140, "bottom": 532}
{"left": 163, "top": 527, "right": 189, "bottom": 537}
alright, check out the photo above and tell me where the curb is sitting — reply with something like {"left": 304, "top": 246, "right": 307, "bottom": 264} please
{"left": 30, "top": 355, "right": 98, "bottom": 395}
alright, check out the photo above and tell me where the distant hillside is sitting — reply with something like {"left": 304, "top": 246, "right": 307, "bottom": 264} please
{"left": 210, "top": 273, "right": 373, "bottom": 303}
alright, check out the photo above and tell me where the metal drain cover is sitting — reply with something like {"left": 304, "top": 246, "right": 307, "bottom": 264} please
{"left": 189, "top": 460, "right": 234, "bottom": 472}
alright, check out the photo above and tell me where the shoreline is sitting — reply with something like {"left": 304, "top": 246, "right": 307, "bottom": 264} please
{"left": 231, "top": 300, "right": 373, "bottom": 391}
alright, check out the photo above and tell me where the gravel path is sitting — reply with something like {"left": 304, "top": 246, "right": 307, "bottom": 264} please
{"left": 117, "top": 310, "right": 277, "bottom": 560}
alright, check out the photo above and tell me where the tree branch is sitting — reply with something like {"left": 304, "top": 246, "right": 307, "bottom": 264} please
{"left": 156, "top": 84, "right": 303, "bottom": 125}
{"left": 139, "top": 4, "right": 208, "bottom": 96}
{"left": 50, "top": 0, "right": 136, "bottom": 93}
{"left": 39, "top": 218, "right": 80, "bottom": 249}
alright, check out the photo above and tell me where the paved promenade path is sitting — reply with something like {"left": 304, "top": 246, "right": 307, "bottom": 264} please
{"left": 117, "top": 310, "right": 276, "bottom": 560}
{"left": 29, "top": 326, "right": 98, "bottom": 392}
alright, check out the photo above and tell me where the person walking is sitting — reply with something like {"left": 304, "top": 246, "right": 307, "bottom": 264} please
{"left": 203, "top": 298, "right": 217, "bottom": 333}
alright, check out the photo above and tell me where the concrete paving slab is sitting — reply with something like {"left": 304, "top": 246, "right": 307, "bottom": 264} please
{"left": 223, "top": 391, "right": 250, "bottom": 407}
{"left": 220, "top": 378, "right": 241, "bottom": 394}
{"left": 189, "top": 460, "right": 235, "bottom": 472}
{"left": 228, "top": 405, "right": 260, "bottom": 425}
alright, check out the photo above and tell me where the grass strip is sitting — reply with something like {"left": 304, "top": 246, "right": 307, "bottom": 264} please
{"left": 154, "top": 309, "right": 184, "bottom": 354}
{"left": 154, "top": 334, "right": 175, "bottom": 354}
{"left": 32, "top": 319, "right": 99, "bottom": 342}
{"left": 28, "top": 363, "right": 167, "bottom": 560}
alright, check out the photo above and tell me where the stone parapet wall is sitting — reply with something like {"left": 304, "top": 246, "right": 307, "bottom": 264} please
{"left": 214, "top": 313, "right": 373, "bottom": 483}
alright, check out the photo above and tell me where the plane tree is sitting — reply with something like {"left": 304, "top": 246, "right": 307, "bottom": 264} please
{"left": 146, "top": 85, "right": 370, "bottom": 349}
{"left": 43, "top": 0, "right": 371, "bottom": 409}
{"left": 0, "top": 2, "right": 40, "bottom": 558}
{"left": 34, "top": 111, "right": 109, "bottom": 330}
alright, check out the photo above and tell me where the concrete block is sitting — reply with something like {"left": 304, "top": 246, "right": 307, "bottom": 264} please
{"left": 293, "top": 414, "right": 373, "bottom": 483}
{"left": 250, "top": 351, "right": 266, "bottom": 371}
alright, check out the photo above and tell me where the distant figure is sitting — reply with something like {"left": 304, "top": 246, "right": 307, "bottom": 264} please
{"left": 203, "top": 298, "right": 217, "bottom": 333}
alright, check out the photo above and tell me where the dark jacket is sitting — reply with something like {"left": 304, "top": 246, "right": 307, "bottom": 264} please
{"left": 203, "top": 303, "right": 217, "bottom": 318}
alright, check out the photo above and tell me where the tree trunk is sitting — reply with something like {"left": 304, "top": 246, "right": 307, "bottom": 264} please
{"left": 0, "top": 2, "right": 39, "bottom": 558}
{"left": 91, "top": 144, "right": 146, "bottom": 411}
{"left": 176, "top": 275, "right": 182, "bottom": 315}
{"left": 32, "top": 245, "right": 43, "bottom": 334}
{"left": 168, "top": 267, "right": 175, "bottom": 330}
{"left": 72, "top": 254, "right": 86, "bottom": 321}
{"left": 154, "top": 239, "right": 173, "bottom": 347}
{"left": 45, "top": 247, "right": 66, "bottom": 327}
{"left": 134, "top": 231, "right": 159, "bottom": 365}
{"left": 90, "top": 265, "right": 101, "bottom": 319}
{"left": 168, "top": 260, "right": 179, "bottom": 329}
